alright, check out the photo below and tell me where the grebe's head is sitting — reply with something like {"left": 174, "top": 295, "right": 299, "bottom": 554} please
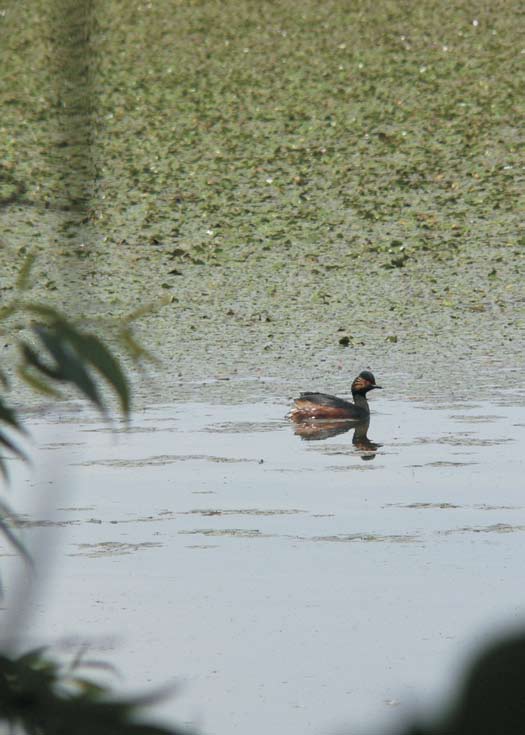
{"left": 351, "top": 371, "right": 382, "bottom": 395}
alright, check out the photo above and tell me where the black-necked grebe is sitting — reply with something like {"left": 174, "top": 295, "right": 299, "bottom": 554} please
{"left": 288, "top": 370, "right": 381, "bottom": 422}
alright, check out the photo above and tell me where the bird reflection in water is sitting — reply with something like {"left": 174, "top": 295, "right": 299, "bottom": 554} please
{"left": 292, "top": 418, "right": 381, "bottom": 460}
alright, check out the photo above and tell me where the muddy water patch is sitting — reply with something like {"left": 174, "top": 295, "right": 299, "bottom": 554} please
{"left": 180, "top": 508, "right": 306, "bottom": 517}
{"left": 16, "top": 517, "right": 82, "bottom": 529}
{"left": 203, "top": 421, "right": 285, "bottom": 433}
{"left": 438, "top": 524, "right": 525, "bottom": 536}
{"left": 307, "top": 533, "right": 419, "bottom": 544}
{"left": 57, "top": 506, "right": 96, "bottom": 512}
{"left": 323, "top": 463, "right": 383, "bottom": 471}
{"left": 41, "top": 442, "right": 85, "bottom": 450}
{"left": 71, "top": 541, "right": 163, "bottom": 557}
{"left": 387, "top": 503, "right": 523, "bottom": 511}
{"left": 80, "top": 425, "right": 179, "bottom": 435}
{"left": 409, "top": 461, "right": 478, "bottom": 468}
{"left": 415, "top": 435, "right": 515, "bottom": 447}
{"left": 450, "top": 415, "right": 507, "bottom": 423}
{"left": 179, "top": 528, "right": 273, "bottom": 539}
{"left": 74, "top": 453, "right": 265, "bottom": 468}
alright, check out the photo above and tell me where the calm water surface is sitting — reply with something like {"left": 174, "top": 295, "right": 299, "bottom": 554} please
{"left": 4, "top": 390, "right": 525, "bottom": 734}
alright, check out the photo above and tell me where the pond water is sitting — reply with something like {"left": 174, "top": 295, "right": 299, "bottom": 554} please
{"left": 4, "top": 387, "right": 525, "bottom": 735}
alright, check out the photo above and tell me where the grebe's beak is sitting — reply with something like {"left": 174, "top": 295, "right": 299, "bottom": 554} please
{"left": 371, "top": 384, "right": 382, "bottom": 389}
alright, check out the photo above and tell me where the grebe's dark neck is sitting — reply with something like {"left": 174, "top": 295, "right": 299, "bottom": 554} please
{"left": 352, "top": 392, "right": 370, "bottom": 415}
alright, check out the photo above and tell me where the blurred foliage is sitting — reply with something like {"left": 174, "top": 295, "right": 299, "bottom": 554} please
{"left": 399, "top": 631, "right": 525, "bottom": 735}
{"left": 0, "top": 253, "right": 136, "bottom": 483}
{"left": 0, "top": 250, "right": 177, "bottom": 732}
{"left": 0, "top": 2, "right": 181, "bottom": 726}
{"left": 0, "top": 251, "right": 164, "bottom": 556}
{"left": 0, "top": 647, "right": 187, "bottom": 735}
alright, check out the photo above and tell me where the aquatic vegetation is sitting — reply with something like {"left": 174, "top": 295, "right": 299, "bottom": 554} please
{"left": 1, "top": 0, "right": 523, "bottom": 399}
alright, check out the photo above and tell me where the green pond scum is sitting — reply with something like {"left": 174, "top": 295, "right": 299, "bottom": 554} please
{"left": 1, "top": 0, "right": 524, "bottom": 404}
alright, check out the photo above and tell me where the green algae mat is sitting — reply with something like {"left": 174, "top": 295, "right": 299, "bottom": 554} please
{"left": 1, "top": 1, "right": 524, "bottom": 403}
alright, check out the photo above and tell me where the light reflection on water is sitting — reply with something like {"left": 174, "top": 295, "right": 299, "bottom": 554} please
{"left": 4, "top": 395, "right": 525, "bottom": 735}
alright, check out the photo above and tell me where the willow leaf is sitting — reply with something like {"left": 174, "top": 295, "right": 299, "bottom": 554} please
{"left": 0, "top": 397, "right": 26, "bottom": 434}
{"left": 61, "top": 326, "right": 130, "bottom": 417}
{"left": 34, "top": 327, "right": 104, "bottom": 413}
{"left": 0, "top": 430, "right": 28, "bottom": 463}
{"left": 17, "top": 365, "right": 63, "bottom": 399}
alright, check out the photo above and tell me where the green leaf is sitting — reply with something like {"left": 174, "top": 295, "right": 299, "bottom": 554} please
{"left": 19, "top": 342, "right": 62, "bottom": 380}
{"left": 71, "top": 677, "right": 108, "bottom": 697}
{"left": 21, "top": 302, "right": 65, "bottom": 323}
{"left": 19, "top": 321, "right": 131, "bottom": 419}
{"left": 17, "top": 364, "right": 64, "bottom": 399}
{"left": 0, "top": 516, "right": 31, "bottom": 562}
{"left": 16, "top": 646, "right": 50, "bottom": 668}
{"left": 61, "top": 327, "right": 130, "bottom": 417}
{"left": 17, "top": 304, "right": 150, "bottom": 416}
{"left": 0, "top": 647, "right": 181, "bottom": 734}
{"left": 0, "top": 455, "right": 8, "bottom": 483}
{"left": 34, "top": 326, "right": 105, "bottom": 413}
{"left": 0, "top": 397, "right": 26, "bottom": 434}
{"left": 0, "top": 429, "right": 28, "bottom": 463}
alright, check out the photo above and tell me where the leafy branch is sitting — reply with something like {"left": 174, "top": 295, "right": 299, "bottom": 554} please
{"left": 0, "top": 252, "right": 165, "bottom": 552}
{"left": 0, "top": 647, "right": 187, "bottom": 735}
